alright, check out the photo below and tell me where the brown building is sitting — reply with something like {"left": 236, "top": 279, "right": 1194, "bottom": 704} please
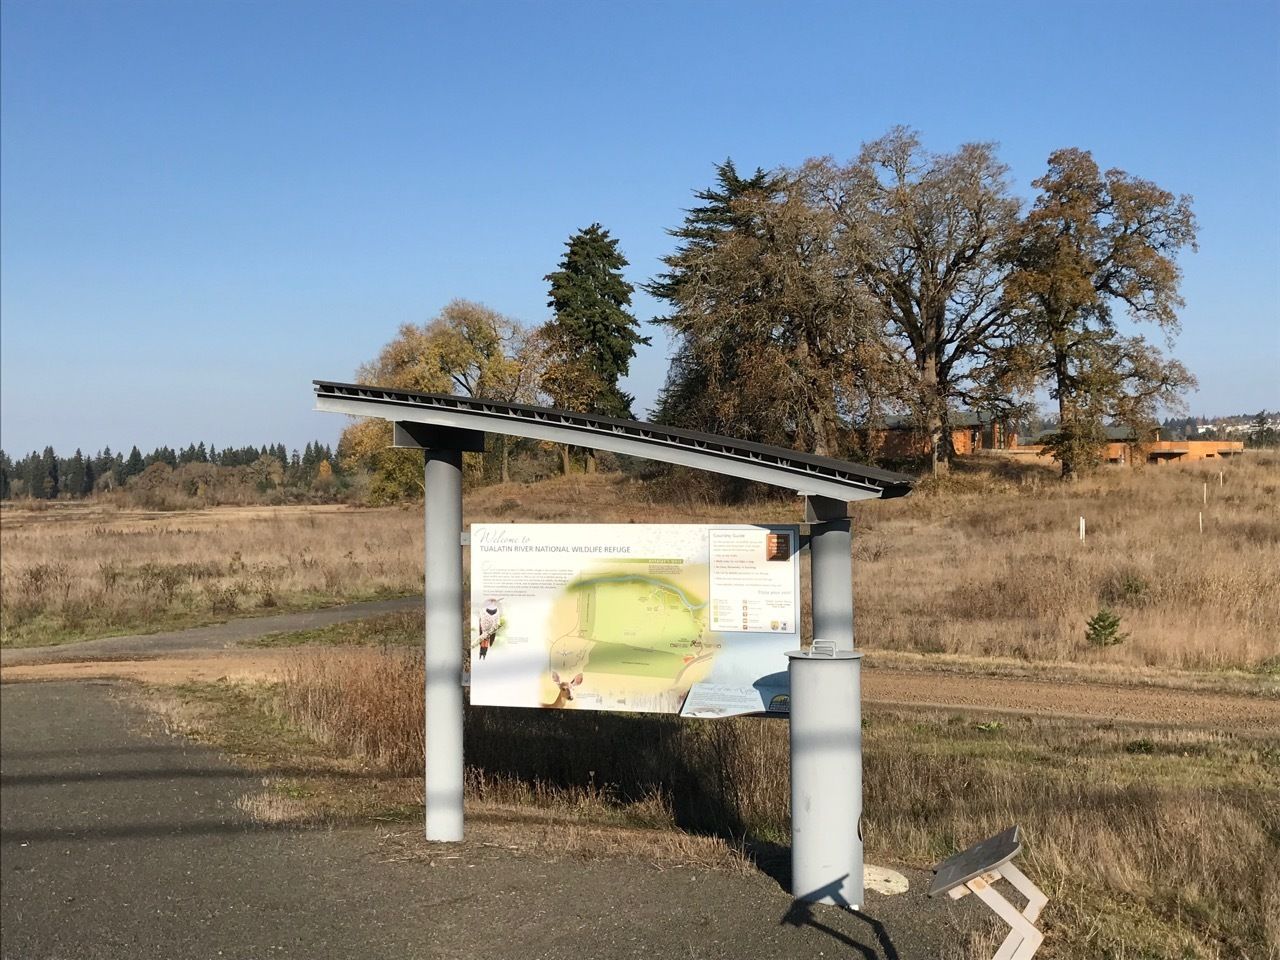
{"left": 864, "top": 413, "right": 1016, "bottom": 459}
{"left": 1005, "top": 426, "right": 1245, "bottom": 466}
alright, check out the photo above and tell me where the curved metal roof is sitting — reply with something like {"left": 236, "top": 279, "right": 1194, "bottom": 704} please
{"left": 314, "top": 380, "right": 914, "bottom": 502}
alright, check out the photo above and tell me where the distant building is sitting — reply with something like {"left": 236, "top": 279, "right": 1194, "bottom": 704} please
{"left": 861, "top": 412, "right": 1016, "bottom": 459}
{"left": 1006, "top": 426, "right": 1244, "bottom": 466}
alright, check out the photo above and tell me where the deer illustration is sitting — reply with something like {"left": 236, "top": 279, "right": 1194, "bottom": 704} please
{"left": 542, "top": 671, "right": 583, "bottom": 709}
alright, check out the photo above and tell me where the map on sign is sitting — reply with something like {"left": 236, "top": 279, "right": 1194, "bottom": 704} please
{"left": 469, "top": 524, "right": 798, "bottom": 716}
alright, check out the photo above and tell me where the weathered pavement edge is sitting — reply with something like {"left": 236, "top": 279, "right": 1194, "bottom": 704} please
{"left": 1, "top": 680, "right": 966, "bottom": 959}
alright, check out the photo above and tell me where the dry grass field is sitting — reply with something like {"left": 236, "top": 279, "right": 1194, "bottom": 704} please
{"left": 8, "top": 453, "right": 1277, "bottom": 957}
{"left": 5, "top": 452, "right": 1277, "bottom": 672}
{"left": 0, "top": 503, "right": 423, "bottom": 646}
{"left": 154, "top": 652, "right": 1279, "bottom": 960}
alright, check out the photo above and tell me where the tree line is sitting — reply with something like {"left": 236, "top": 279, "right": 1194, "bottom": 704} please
{"left": 343, "top": 128, "right": 1200, "bottom": 493}
{"left": 7, "top": 129, "right": 1204, "bottom": 503}
{"left": 0, "top": 441, "right": 340, "bottom": 501}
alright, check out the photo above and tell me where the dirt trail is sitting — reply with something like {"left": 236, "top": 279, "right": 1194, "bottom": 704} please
{"left": 5, "top": 654, "right": 1277, "bottom": 735}
{"left": 866, "top": 668, "right": 1280, "bottom": 734}
{"left": 3, "top": 602, "right": 1275, "bottom": 734}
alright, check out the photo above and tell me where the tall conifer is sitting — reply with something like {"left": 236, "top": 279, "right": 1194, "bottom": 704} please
{"left": 542, "top": 224, "right": 648, "bottom": 420}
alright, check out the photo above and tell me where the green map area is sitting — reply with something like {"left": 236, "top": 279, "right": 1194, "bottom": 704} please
{"left": 563, "top": 575, "right": 713, "bottom": 679}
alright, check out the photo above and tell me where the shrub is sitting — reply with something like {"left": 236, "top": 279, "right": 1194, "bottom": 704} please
{"left": 1085, "top": 607, "right": 1129, "bottom": 647}
{"left": 204, "top": 582, "right": 242, "bottom": 614}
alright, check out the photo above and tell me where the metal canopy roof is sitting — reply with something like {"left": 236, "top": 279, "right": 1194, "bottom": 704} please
{"left": 314, "top": 380, "right": 914, "bottom": 502}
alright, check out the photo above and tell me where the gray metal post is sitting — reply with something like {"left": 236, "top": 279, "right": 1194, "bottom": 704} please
{"left": 424, "top": 447, "right": 464, "bottom": 841}
{"left": 807, "top": 497, "right": 854, "bottom": 653}
{"left": 788, "top": 647, "right": 864, "bottom": 909}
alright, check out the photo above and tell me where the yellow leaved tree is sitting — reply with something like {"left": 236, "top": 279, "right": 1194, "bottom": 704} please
{"left": 338, "top": 301, "right": 543, "bottom": 501}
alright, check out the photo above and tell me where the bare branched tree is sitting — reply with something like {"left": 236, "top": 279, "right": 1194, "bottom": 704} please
{"left": 803, "top": 128, "right": 1024, "bottom": 474}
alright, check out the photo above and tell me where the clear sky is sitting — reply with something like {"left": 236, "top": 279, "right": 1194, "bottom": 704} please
{"left": 3, "top": 0, "right": 1277, "bottom": 456}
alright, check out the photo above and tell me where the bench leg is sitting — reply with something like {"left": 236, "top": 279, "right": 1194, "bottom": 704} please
{"left": 999, "top": 861, "right": 1047, "bottom": 926}
{"left": 967, "top": 875, "right": 1045, "bottom": 960}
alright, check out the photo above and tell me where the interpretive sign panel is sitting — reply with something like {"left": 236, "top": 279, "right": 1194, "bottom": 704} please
{"left": 469, "top": 523, "right": 799, "bottom": 716}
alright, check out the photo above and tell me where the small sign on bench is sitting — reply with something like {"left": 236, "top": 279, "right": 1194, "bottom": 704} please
{"left": 929, "top": 826, "right": 1048, "bottom": 960}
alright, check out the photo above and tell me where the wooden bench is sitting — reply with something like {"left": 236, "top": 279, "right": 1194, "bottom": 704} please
{"left": 929, "top": 826, "right": 1047, "bottom": 960}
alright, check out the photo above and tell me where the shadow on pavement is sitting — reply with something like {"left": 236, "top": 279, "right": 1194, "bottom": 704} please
{"left": 781, "top": 876, "right": 902, "bottom": 960}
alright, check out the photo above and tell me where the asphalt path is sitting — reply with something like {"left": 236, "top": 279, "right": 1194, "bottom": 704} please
{"left": 0, "top": 597, "right": 423, "bottom": 667}
{"left": 1, "top": 681, "right": 972, "bottom": 960}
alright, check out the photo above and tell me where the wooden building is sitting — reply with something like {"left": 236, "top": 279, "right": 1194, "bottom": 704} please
{"left": 1005, "top": 426, "right": 1245, "bottom": 466}
{"left": 864, "top": 413, "right": 1016, "bottom": 459}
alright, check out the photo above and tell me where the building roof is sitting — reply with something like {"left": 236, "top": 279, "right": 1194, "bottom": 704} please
{"left": 313, "top": 381, "right": 916, "bottom": 503}
{"left": 880, "top": 412, "right": 1003, "bottom": 430}
{"left": 1030, "top": 425, "right": 1140, "bottom": 442}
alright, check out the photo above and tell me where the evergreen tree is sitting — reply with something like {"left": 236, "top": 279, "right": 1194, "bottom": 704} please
{"left": 646, "top": 159, "right": 786, "bottom": 431}
{"left": 124, "top": 446, "right": 145, "bottom": 479}
{"left": 542, "top": 224, "right": 648, "bottom": 420}
{"left": 0, "top": 450, "right": 11, "bottom": 500}
{"left": 26, "top": 451, "right": 42, "bottom": 498}
{"left": 40, "top": 446, "right": 59, "bottom": 498}
{"left": 195, "top": 441, "right": 209, "bottom": 463}
{"left": 67, "top": 449, "right": 86, "bottom": 498}
{"left": 82, "top": 457, "right": 96, "bottom": 496}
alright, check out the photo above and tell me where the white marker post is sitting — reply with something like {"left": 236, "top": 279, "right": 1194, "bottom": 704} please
{"left": 1079, "top": 516, "right": 1086, "bottom": 543}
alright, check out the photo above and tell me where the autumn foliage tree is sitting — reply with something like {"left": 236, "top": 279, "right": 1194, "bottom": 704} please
{"left": 1002, "top": 148, "right": 1198, "bottom": 477}
{"left": 339, "top": 300, "right": 541, "bottom": 500}
{"left": 805, "top": 129, "right": 1024, "bottom": 473}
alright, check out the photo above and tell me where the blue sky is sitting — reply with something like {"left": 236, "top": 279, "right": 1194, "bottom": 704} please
{"left": 2, "top": 0, "right": 1277, "bottom": 455}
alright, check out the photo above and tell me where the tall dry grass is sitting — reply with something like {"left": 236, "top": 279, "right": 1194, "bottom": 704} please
{"left": 4, "top": 452, "right": 1277, "bottom": 667}
{"left": 277, "top": 646, "right": 1279, "bottom": 959}
{"left": 860, "top": 453, "right": 1280, "bottom": 670}
{"left": 465, "top": 452, "right": 1279, "bottom": 671}
{"left": 0, "top": 503, "right": 422, "bottom": 645}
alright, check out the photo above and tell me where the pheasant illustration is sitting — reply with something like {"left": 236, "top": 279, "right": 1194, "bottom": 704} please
{"left": 477, "top": 598, "right": 502, "bottom": 660}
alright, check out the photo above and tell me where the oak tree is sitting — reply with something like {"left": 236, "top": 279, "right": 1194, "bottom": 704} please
{"left": 1003, "top": 148, "right": 1197, "bottom": 477}
{"left": 807, "top": 129, "right": 1023, "bottom": 473}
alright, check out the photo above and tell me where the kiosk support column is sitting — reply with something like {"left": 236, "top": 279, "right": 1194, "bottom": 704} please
{"left": 424, "top": 447, "right": 464, "bottom": 841}
{"left": 807, "top": 497, "right": 854, "bottom": 653}
{"left": 396, "top": 421, "right": 484, "bottom": 843}
{"left": 788, "top": 647, "right": 864, "bottom": 909}
{"left": 794, "top": 496, "right": 862, "bottom": 908}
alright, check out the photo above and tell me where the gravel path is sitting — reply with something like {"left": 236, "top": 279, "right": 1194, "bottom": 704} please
{"left": 1, "top": 680, "right": 965, "bottom": 960}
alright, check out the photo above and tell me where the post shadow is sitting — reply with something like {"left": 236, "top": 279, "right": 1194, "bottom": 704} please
{"left": 780, "top": 875, "right": 901, "bottom": 960}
